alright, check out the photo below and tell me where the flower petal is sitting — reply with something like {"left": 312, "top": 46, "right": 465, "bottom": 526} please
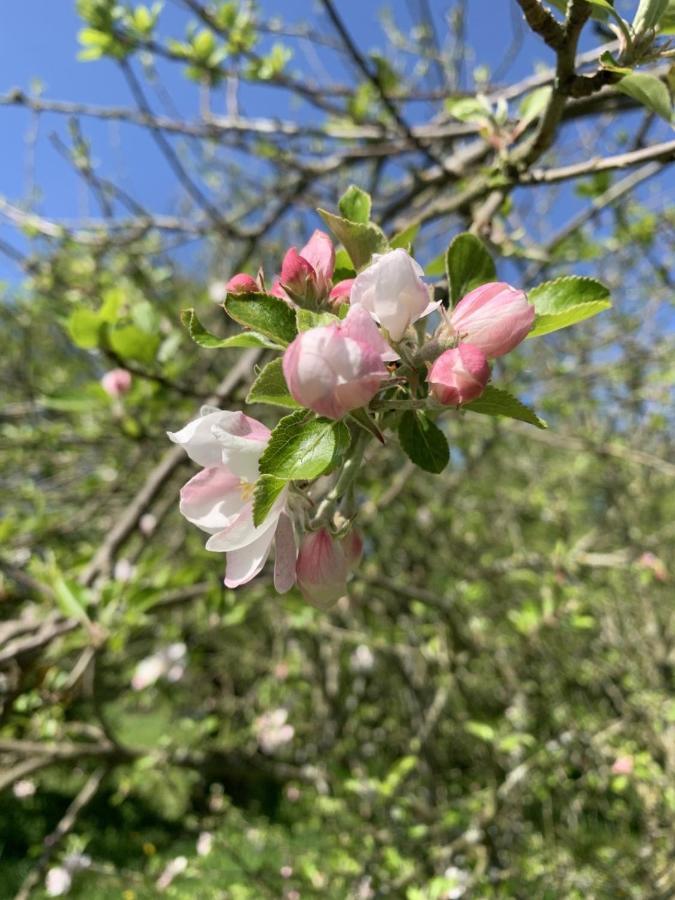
{"left": 179, "top": 466, "right": 242, "bottom": 534}
{"left": 299, "top": 229, "right": 335, "bottom": 280}
{"left": 224, "top": 527, "right": 276, "bottom": 588}
{"left": 273, "top": 512, "right": 297, "bottom": 594}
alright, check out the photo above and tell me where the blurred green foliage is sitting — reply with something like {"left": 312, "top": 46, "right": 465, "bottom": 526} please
{"left": 1, "top": 209, "right": 673, "bottom": 897}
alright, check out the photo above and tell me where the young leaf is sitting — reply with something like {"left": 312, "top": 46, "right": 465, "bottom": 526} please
{"left": 259, "top": 409, "right": 350, "bottom": 481}
{"left": 108, "top": 324, "right": 160, "bottom": 364}
{"left": 444, "top": 96, "right": 491, "bottom": 124}
{"left": 349, "top": 408, "right": 385, "bottom": 443}
{"left": 446, "top": 232, "right": 497, "bottom": 305}
{"left": 464, "top": 386, "right": 547, "bottom": 429}
{"left": 318, "top": 208, "right": 389, "bottom": 270}
{"left": 338, "top": 185, "right": 372, "bottom": 224}
{"left": 632, "top": 0, "right": 669, "bottom": 34}
{"left": 252, "top": 475, "right": 287, "bottom": 527}
{"left": 296, "top": 309, "right": 339, "bottom": 332}
{"left": 390, "top": 222, "right": 420, "bottom": 251}
{"left": 65, "top": 308, "right": 102, "bottom": 349}
{"left": 527, "top": 276, "right": 611, "bottom": 337}
{"left": 247, "top": 358, "right": 300, "bottom": 409}
{"left": 616, "top": 73, "right": 672, "bottom": 123}
{"left": 224, "top": 292, "right": 298, "bottom": 346}
{"left": 181, "top": 308, "right": 282, "bottom": 349}
{"left": 518, "top": 86, "right": 552, "bottom": 126}
{"left": 398, "top": 410, "right": 450, "bottom": 474}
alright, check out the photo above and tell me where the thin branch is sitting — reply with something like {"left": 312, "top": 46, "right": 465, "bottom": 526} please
{"left": 522, "top": 139, "right": 675, "bottom": 184}
{"left": 14, "top": 767, "right": 108, "bottom": 900}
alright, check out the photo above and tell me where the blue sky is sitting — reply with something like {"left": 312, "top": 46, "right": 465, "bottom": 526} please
{"left": 0, "top": 1, "right": 666, "bottom": 283}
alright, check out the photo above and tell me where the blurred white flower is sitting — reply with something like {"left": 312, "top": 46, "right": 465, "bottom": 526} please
{"left": 442, "top": 865, "right": 471, "bottom": 899}
{"left": 45, "top": 867, "right": 71, "bottom": 897}
{"left": 131, "top": 643, "right": 186, "bottom": 691}
{"left": 45, "top": 855, "right": 91, "bottom": 897}
{"left": 349, "top": 644, "right": 375, "bottom": 673}
{"left": 139, "top": 513, "right": 157, "bottom": 535}
{"left": 254, "top": 708, "right": 294, "bottom": 753}
{"left": 13, "top": 778, "right": 36, "bottom": 798}
{"left": 196, "top": 831, "right": 213, "bottom": 857}
{"left": 156, "top": 855, "right": 188, "bottom": 891}
{"left": 113, "top": 558, "right": 134, "bottom": 583}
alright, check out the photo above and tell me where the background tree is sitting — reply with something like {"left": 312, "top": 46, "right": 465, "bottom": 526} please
{"left": 1, "top": 2, "right": 674, "bottom": 897}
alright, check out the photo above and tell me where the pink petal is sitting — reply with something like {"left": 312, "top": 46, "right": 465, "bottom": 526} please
{"left": 273, "top": 512, "right": 297, "bottom": 594}
{"left": 299, "top": 229, "right": 335, "bottom": 279}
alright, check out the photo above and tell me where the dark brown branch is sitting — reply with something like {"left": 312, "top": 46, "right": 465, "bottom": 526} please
{"left": 515, "top": 0, "right": 566, "bottom": 50}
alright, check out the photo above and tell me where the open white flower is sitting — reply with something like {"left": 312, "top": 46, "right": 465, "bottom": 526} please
{"left": 349, "top": 248, "right": 437, "bottom": 342}
{"left": 168, "top": 408, "right": 296, "bottom": 590}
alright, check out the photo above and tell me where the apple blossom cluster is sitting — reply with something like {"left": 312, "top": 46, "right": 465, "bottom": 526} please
{"left": 171, "top": 190, "right": 611, "bottom": 606}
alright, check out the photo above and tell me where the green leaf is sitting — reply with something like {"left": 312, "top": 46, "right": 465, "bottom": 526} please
{"left": 518, "top": 86, "right": 552, "bottom": 125}
{"left": 464, "top": 386, "right": 547, "bottom": 429}
{"left": 224, "top": 292, "right": 298, "bottom": 346}
{"left": 349, "top": 408, "right": 385, "bottom": 443}
{"left": 464, "top": 721, "right": 496, "bottom": 743}
{"left": 444, "top": 96, "right": 491, "bottom": 124}
{"left": 252, "top": 475, "right": 287, "bottom": 527}
{"left": 108, "top": 324, "right": 160, "bottom": 364}
{"left": 398, "top": 411, "right": 450, "bottom": 474}
{"left": 259, "top": 410, "right": 350, "bottom": 481}
{"left": 616, "top": 73, "right": 672, "bottom": 123}
{"left": 632, "top": 0, "right": 669, "bottom": 34}
{"left": 599, "top": 51, "right": 633, "bottom": 75}
{"left": 180, "top": 308, "right": 281, "bottom": 349}
{"left": 318, "top": 208, "right": 389, "bottom": 270}
{"left": 65, "top": 308, "right": 102, "bottom": 349}
{"left": 446, "top": 232, "right": 497, "bottom": 305}
{"left": 296, "top": 309, "right": 339, "bottom": 332}
{"left": 338, "top": 185, "right": 372, "bottom": 224}
{"left": 246, "top": 358, "right": 300, "bottom": 409}
{"left": 660, "top": 0, "right": 675, "bottom": 32}
{"left": 389, "top": 222, "right": 420, "bottom": 251}
{"left": 425, "top": 251, "right": 446, "bottom": 277}
{"left": 527, "top": 276, "right": 611, "bottom": 337}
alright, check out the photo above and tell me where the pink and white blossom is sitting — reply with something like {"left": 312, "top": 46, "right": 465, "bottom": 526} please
{"left": 349, "top": 248, "right": 435, "bottom": 342}
{"left": 448, "top": 282, "right": 534, "bottom": 358}
{"left": 101, "top": 368, "right": 132, "bottom": 398}
{"left": 168, "top": 408, "right": 296, "bottom": 589}
{"left": 131, "top": 642, "right": 187, "bottom": 691}
{"left": 254, "top": 707, "right": 295, "bottom": 753}
{"left": 282, "top": 305, "right": 389, "bottom": 419}
{"left": 427, "top": 344, "right": 490, "bottom": 406}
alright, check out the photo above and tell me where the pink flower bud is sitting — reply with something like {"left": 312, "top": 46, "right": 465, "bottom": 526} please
{"left": 611, "top": 755, "right": 634, "bottom": 775}
{"left": 224, "top": 273, "right": 259, "bottom": 294}
{"left": 427, "top": 344, "right": 490, "bottom": 405}
{"left": 329, "top": 278, "right": 355, "bottom": 304}
{"left": 449, "top": 282, "right": 534, "bottom": 358}
{"left": 282, "top": 305, "right": 388, "bottom": 419}
{"left": 299, "top": 229, "right": 335, "bottom": 282}
{"left": 280, "top": 248, "right": 317, "bottom": 299}
{"left": 296, "top": 529, "right": 349, "bottom": 608}
{"left": 101, "top": 368, "right": 132, "bottom": 398}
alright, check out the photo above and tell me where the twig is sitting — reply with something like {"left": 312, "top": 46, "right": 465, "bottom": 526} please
{"left": 14, "top": 767, "right": 108, "bottom": 900}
